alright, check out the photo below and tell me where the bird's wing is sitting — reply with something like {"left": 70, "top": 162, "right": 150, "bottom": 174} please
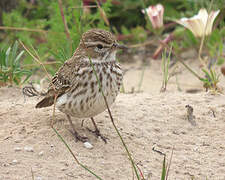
{"left": 36, "top": 58, "right": 77, "bottom": 108}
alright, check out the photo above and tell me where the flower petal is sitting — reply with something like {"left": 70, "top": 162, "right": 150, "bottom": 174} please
{"left": 143, "top": 4, "right": 164, "bottom": 29}
{"left": 189, "top": 19, "right": 205, "bottom": 37}
{"left": 175, "top": 8, "right": 220, "bottom": 37}
{"left": 156, "top": 4, "right": 164, "bottom": 27}
{"left": 176, "top": 18, "right": 191, "bottom": 29}
{"left": 176, "top": 18, "right": 203, "bottom": 37}
{"left": 206, "top": 10, "right": 220, "bottom": 35}
{"left": 197, "top": 8, "right": 209, "bottom": 27}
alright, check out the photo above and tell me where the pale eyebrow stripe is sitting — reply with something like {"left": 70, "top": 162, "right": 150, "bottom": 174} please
{"left": 85, "top": 42, "right": 112, "bottom": 48}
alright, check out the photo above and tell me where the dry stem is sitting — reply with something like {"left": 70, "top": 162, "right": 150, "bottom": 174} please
{"left": 58, "top": 0, "right": 71, "bottom": 41}
{"left": 19, "top": 41, "right": 53, "bottom": 85}
{"left": 0, "top": 26, "right": 48, "bottom": 33}
{"left": 22, "top": 61, "right": 60, "bottom": 67}
{"left": 128, "top": 39, "right": 155, "bottom": 48}
{"left": 80, "top": 35, "right": 140, "bottom": 179}
{"left": 19, "top": 40, "right": 58, "bottom": 126}
{"left": 198, "top": 0, "right": 214, "bottom": 67}
{"left": 20, "top": 40, "right": 103, "bottom": 179}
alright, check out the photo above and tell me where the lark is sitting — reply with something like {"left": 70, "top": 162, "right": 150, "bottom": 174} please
{"left": 23, "top": 29, "right": 126, "bottom": 143}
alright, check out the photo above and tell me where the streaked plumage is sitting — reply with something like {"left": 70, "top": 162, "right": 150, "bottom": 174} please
{"left": 33, "top": 29, "right": 125, "bottom": 142}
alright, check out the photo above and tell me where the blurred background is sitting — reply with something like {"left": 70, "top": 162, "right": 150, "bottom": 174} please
{"left": 0, "top": 0, "right": 225, "bottom": 92}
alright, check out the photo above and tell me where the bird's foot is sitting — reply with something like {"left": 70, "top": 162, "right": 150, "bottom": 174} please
{"left": 68, "top": 129, "right": 89, "bottom": 143}
{"left": 87, "top": 128, "right": 108, "bottom": 143}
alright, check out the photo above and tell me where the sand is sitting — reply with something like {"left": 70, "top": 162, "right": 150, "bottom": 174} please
{"left": 0, "top": 60, "right": 225, "bottom": 180}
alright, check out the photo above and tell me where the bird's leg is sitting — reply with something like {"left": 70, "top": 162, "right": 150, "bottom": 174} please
{"left": 81, "top": 119, "right": 86, "bottom": 127}
{"left": 66, "top": 115, "right": 88, "bottom": 142}
{"left": 87, "top": 117, "right": 108, "bottom": 143}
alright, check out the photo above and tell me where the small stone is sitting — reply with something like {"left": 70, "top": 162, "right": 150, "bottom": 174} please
{"left": 38, "top": 151, "right": 44, "bottom": 156}
{"left": 14, "top": 147, "right": 22, "bottom": 152}
{"left": 12, "top": 159, "right": 18, "bottom": 164}
{"left": 193, "top": 147, "right": 199, "bottom": 152}
{"left": 35, "top": 176, "right": 43, "bottom": 180}
{"left": 203, "top": 142, "right": 210, "bottom": 146}
{"left": 60, "top": 161, "right": 69, "bottom": 167}
{"left": 61, "top": 167, "right": 67, "bottom": 171}
{"left": 14, "top": 139, "right": 22, "bottom": 143}
{"left": 50, "top": 144, "right": 54, "bottom": 148}
{"left": 3, "top": 163, "right": 9, "bottom": 167}
{"left": 83, "top": 142, "right": 93, "bottom": 149}
{"left": 24, "top": 146, "right": 34, "bottom": 152}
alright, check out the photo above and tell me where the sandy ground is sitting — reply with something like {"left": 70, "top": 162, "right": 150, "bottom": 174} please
{"left": 0, "top": 60, "right": 225, "bottom": 180}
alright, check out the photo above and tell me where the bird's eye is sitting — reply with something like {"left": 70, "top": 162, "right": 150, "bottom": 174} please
{"left": 97, "top": 44, "right": 103, "bottom": 49}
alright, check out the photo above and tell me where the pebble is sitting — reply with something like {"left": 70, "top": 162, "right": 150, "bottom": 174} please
{"left": 14, "top": 147, "right": 22, "bottom": 152}
{"left": 3, "top": 163, "right": 9, "bottom": 167}
{"left": 38, "top": 151, "right": 44, "bottom": 156}
{"left": 83, "top": 142, "right": 93, "bottom": 149}
{"left": 24, "top": 146, "right": 34, "bottom": 152}
{"left": 14, "top": 139, "right": 22, "bottom": 143}
{"left": 12, "top": 159, "right": 18, "bottom": 165}
{"left": 61, "top": 167, "right": 67, "bottom": 171}
{"left": 36, "top": 177, "right": 43, "bottom": 180}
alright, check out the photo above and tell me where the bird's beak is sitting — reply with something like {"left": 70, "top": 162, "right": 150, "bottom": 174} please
{"left": 113, "top": 43, "right": 128, "bottom": 50}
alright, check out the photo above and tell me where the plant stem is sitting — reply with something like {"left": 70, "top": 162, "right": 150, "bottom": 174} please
{"left": 138, "top": 65, "right": 146, "bottom": 92}
{"left": 198, "top": 0, "right": 214, "bottom": 66}
{"left": 52, "top": 127, "right": 103, "bottom": 180}
{"left": 0, "top": 26, "right": 48, "bottom": 33}
{"left": 81, "top": 36, "right": 140, "bottom": 180}
{"left": 58, "top": 0, "right": 72, "bottom": 53}
{"left": 163, "top": 43, "right": 203, "bottom": 81}
{"left": 19, "top": 40, "right": 55, "bottom": 90}
{"left": 21, "top": 40, "right": 103, "bottom": 180}
{"left": 176, "top": 57, "right": 202, "bottom": 80}
{"left": 58, "top": 0, "right": 71, "bottom": 41}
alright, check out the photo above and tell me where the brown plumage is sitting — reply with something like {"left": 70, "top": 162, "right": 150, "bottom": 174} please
{"left": 36, "top": 29, "right": 118, "bottom": 108}
{"left": 24, "top": 29, "right": 126, "bottom": 143}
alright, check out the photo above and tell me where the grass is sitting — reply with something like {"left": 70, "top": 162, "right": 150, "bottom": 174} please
{"left": 137, "top": 64, "right": 147, "bottom": 93}
{"left": 201, "top": 68, "right": 220, "bottom": 91}
{"left": 160, "top": 47, "right": 172, "bottom": 92}
{"left": 52, "top": 127, "right": 103, "bottom": 180}
{"left": 0, "top": 41, "right": 31, "bottom": 86}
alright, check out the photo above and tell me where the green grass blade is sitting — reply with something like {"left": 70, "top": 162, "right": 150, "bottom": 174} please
{"left": 83, "top": 38, "right": 140, "bottom": 179}
{"left": 11, "top": 41, "right": 19, "bottom": 67}
{"left": 14, "top": 50, "right": 25, "bottom": 66}
{"left": 5, "top": 47, "right": 11, "bottom": 67}
{"left": 0, "top": 49, "right": 7, "bottom": 67}
{"left": 161, "top": 156, "right": 166, "bottom": 180}
{"left": 52, "top": 127, "right": 103, "bottom": 180}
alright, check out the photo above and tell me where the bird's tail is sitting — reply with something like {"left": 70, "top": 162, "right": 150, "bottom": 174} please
{"left": 22, "top": 83, "right": 47, "bottom": 97}
{"left": 23, "top": 83, "right": 54, "bottom": 108}
{"left": 35, "top": 96, "right": 54, "bottom": 108}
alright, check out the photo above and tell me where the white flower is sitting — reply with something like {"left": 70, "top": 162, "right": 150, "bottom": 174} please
{"left": 176, "top": 8, "right": 220, "bottom": 37}
{"left": 142, "top": 4, "right": 164, "bottom": 29}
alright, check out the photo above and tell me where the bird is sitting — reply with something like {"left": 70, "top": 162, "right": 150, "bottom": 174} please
{"left": 23, "top": 29, "right": 126, "bottom": 143}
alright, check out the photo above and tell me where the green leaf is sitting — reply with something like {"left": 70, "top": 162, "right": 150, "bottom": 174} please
{"left": 5, "top": 47, "right": 11, "bottom": 66}
{"left": 14, "top": 50, "right": 25, "bottom": 67}
{"left": 11, "top": 41, "right": 19, "bottom": 66}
